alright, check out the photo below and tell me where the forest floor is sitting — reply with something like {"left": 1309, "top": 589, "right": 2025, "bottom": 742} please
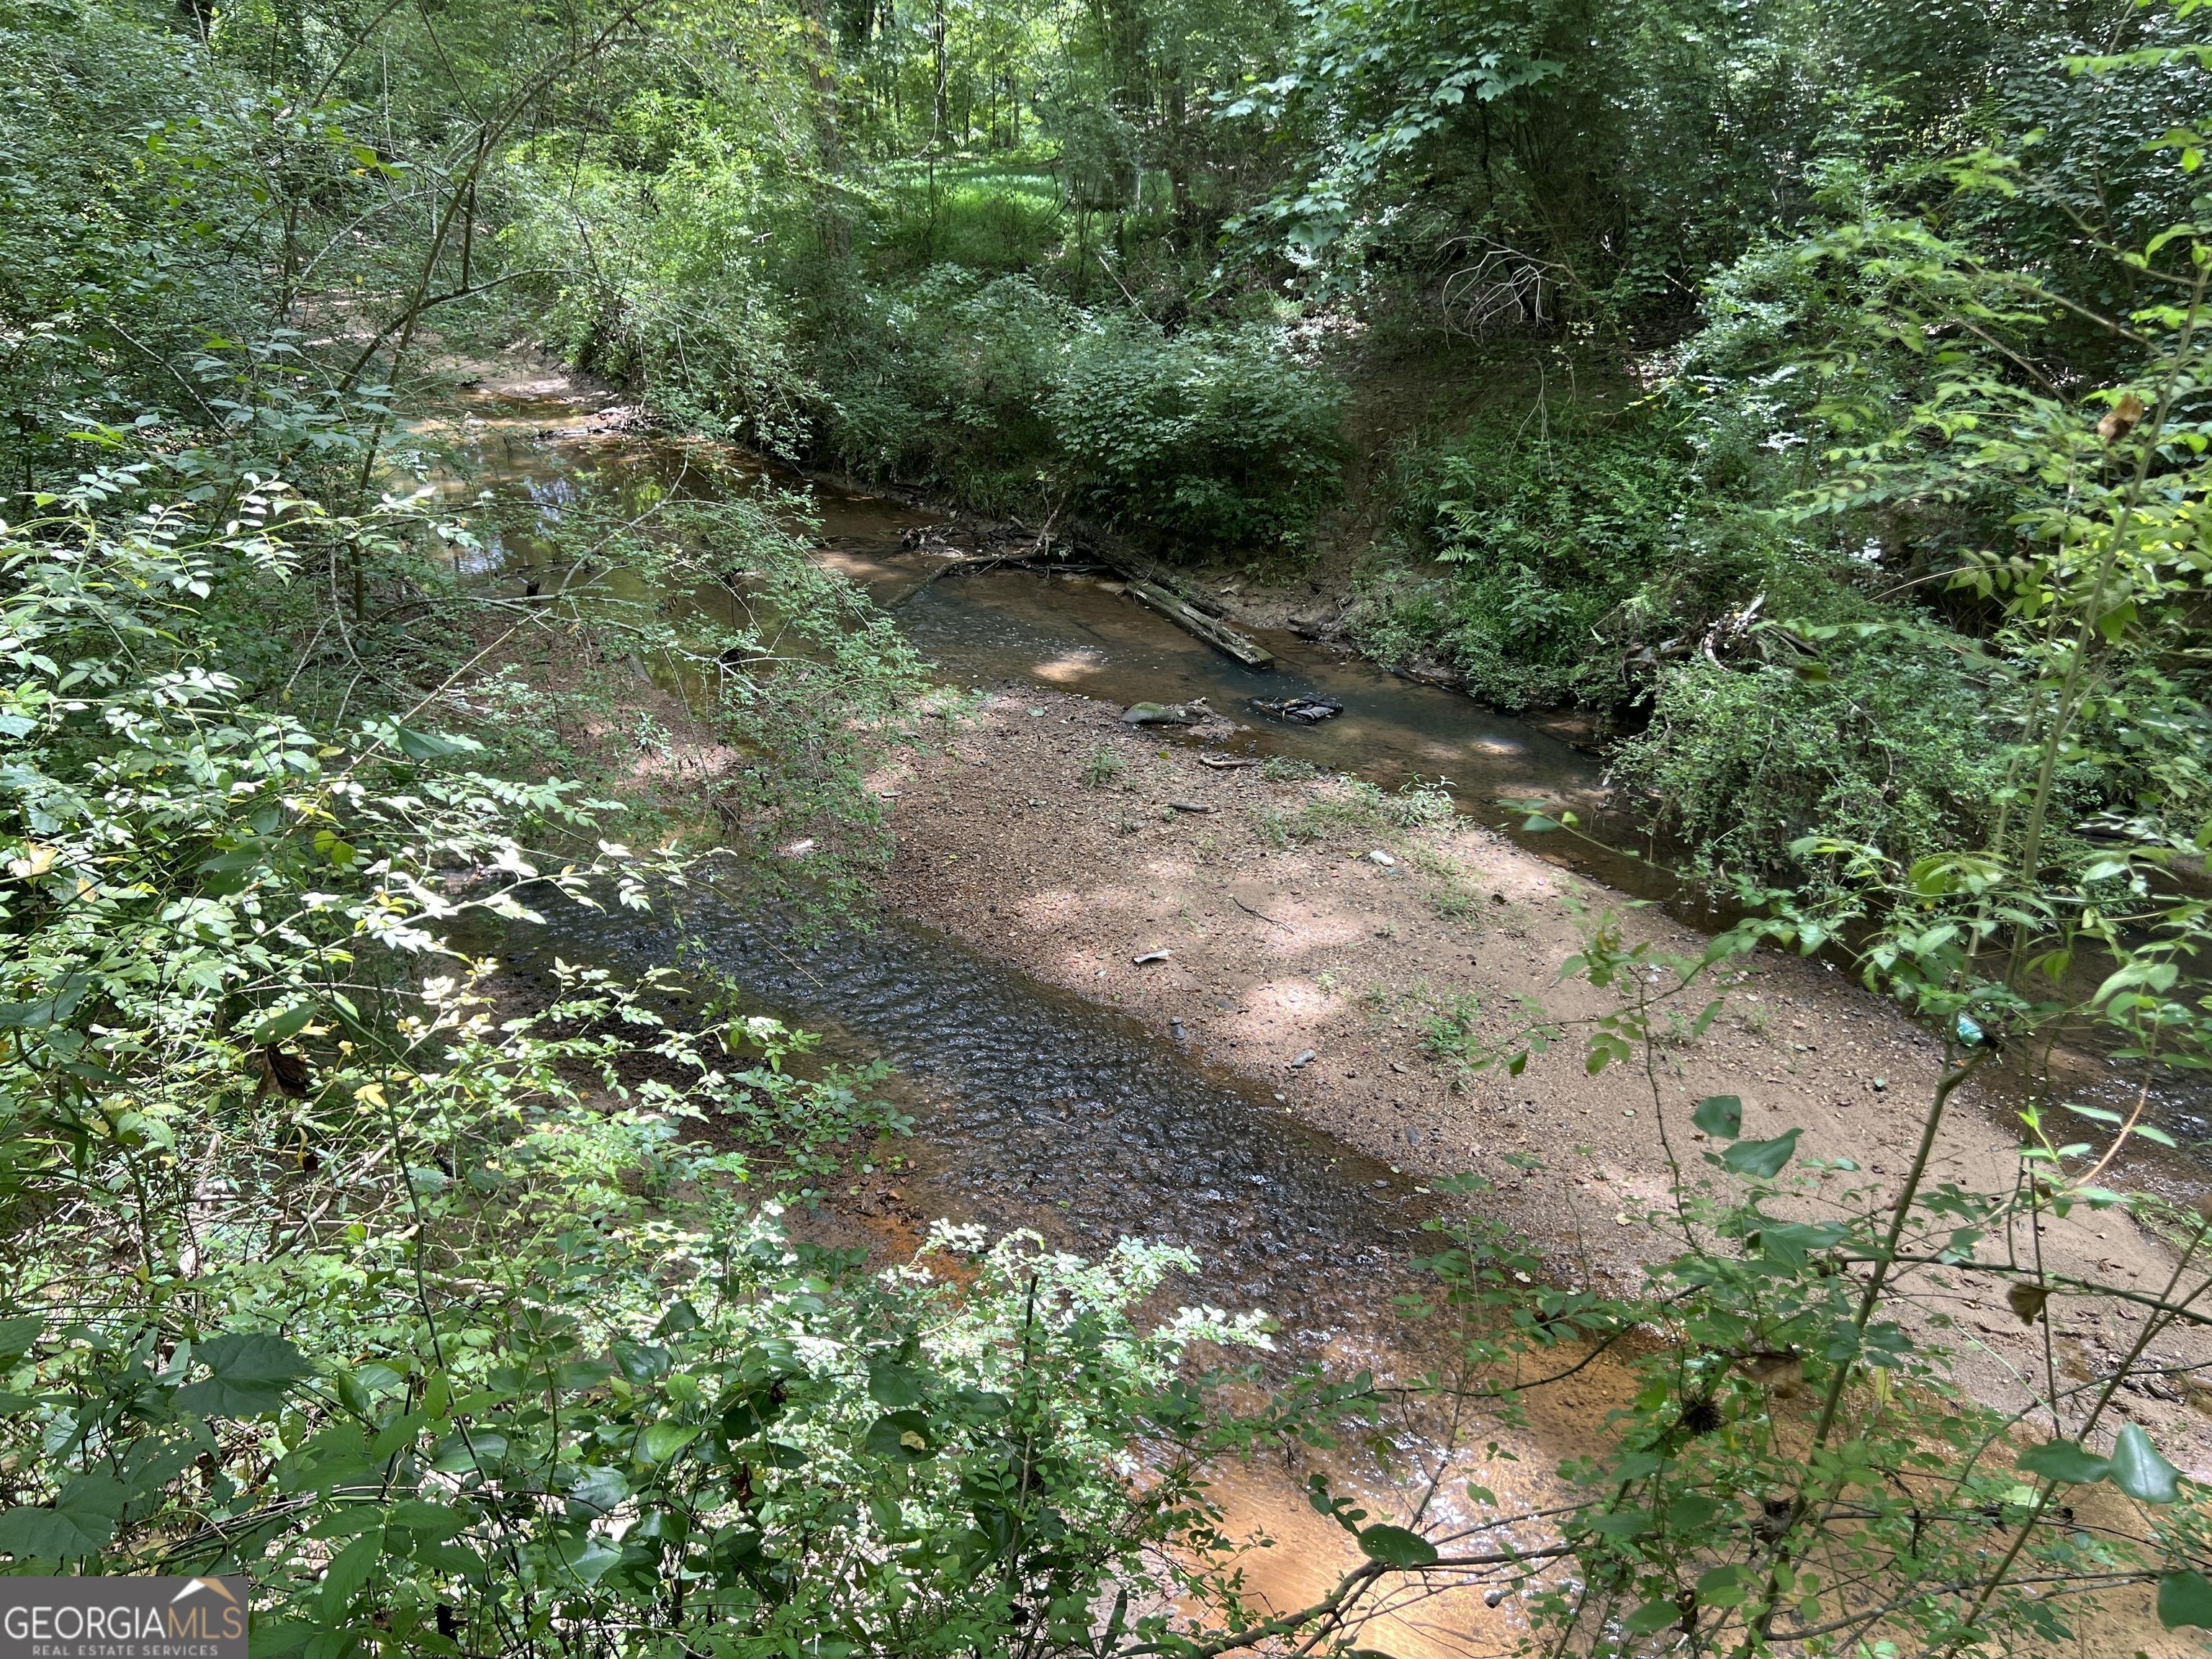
{"left": 869, "top": 684, "right": 2212, "bottom": 1474}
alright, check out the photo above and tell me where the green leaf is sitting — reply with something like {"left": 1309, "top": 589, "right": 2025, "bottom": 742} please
{"left": 319, "top": 1529, "right": 383, "bottom": 1621}
{"left": 429, "top": 1430, "right": 507, "bottom": 1473}
{"left": 1691, "top": 1095, "right": 1742, "bottom": 1139}
{"left": 1721, "top": 1129, "right": 1800, "bottom": 1179}
{"left": 2016, "top": 1440, "right": 2111, "bottom": 1485}
{"left": 176, "top": 1333, "right": 310, "bottom": 1416}
{"left": 1757, "top": 1221, "right": 1848, "bottom": 1269}
{"left": 390, "top": 727, "right": 477, "bottom": 761}
{"left": 1355, "top": 1524, "right": 1437, "bottom": 1568}
{"left": 1666, "top": 1493, "right": 1720, "bottom": 1532}
{"left": 642, "top": 1422, "right": 701, "bottom": 1463}
{"left": 653, "top": 1300, "right": 701, "bottom": 1337}
{"left": 868, "top": 1357, "right": 929, "bottom": 1408}
{"left": 1623, "top": 1599, "right": 1682, "bottom": 1633}
{"left": 566, "top": 1465, "right": 629, "bottom": 1515}
{"left": 554, "top": 1531, "right": 621, "bottom": 1585}
{"left": 0, "top": 1475, "right": 127, "bottom": 1557}
{"left": 2159, "top": 1570, "right": 2212, "bottom": 1629}
{"left": 866, "top": 1409, "right": 938, "bottom": 1462}
{"left": 0, "top": 1316, "right": 41, "bottom": 1364}
{"left": 385, "top": 1499, "right": 469, "bottom": 1540}
{"left": 2109, "top": 1424, "right": 2180, "bottom": 1503}
{"left": 1586, "top": 1509, "right": 1652, "bottom": 1538}
{"left": 248, "top": 1004, "right": 315, "bottom": 1043}
{"left": 554, "top": 1359, "right": 619, "bottom": 1392}
{"left": 0, "top": 975, "right": 89, "bottom": 1029}
{"left": 248, "top": 1618, "right": 313, "bottom": 1659}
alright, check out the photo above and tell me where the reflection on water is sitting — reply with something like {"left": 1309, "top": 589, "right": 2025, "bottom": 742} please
{"left": 430, "top": 392, "right": 1611, "bottom": 822}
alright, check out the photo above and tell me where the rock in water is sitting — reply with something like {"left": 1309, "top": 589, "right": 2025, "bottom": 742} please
{"left": 1120, "top": 698, "right": 1215, "bottom": 727}
{"left": 1252, "top": 695, "right": 1343, "bottom": 724}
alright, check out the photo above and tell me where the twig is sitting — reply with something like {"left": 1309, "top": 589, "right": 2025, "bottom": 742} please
{"left": 1230, "top": 894, "right": 1295, "bottom": 931}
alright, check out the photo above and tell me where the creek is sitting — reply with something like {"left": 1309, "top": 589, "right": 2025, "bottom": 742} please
{"left": 425, "top": 385, "right": 1622, "bottom": 1648}
{"left": 426, "top": 380, "right": 2202, "bottom": 1651}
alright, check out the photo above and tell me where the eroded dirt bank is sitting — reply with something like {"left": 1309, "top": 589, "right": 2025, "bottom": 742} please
{"left": 872, "top": 685, "right": 2212, "bottom": 1474}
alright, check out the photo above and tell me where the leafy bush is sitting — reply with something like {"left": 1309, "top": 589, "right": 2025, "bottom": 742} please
{"left": 1048, "top": 319, "right": 1344, "bottom": 551}
{"left": 1352, "top": 415, "right": 1698, "bottom": 706}
{"left": 1609, "top": 644, "right": 2009, "bottom": 890}
{"left": 516, "top": 150, "right": 818, "bottom": 455}
{"left": 812, "top": 267, "right": 1073, "bottom": 508}
{"left": 812, "top": 271, "right": 1344, "bottom": 549}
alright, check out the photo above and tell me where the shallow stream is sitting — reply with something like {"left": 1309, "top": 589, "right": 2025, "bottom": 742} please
{"left": 426, "top": 388, "right": 1614, "bottom": 1646}
{"left": 426, "top": 382, "right": 2205, "bottom": 1650}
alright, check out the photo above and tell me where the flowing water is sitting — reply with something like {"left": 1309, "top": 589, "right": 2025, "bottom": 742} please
{"left": 422, "top": 387, "right": 1622, "bottom": 1647}
{"left": 425, "top": 385, "right": 2202, "bottom": 1650}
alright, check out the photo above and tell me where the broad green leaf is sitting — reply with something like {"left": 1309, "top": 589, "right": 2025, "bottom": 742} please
{"left": 0, "top": 1475, "right": 126, "bottom": 1557}
{"left": 318, "top": 1528, "right": 382, "bottom": 1621}
{"left": 1721, "top": 1129, "right": 1800, "bottom": 1179}
{"left": 429, "top": 1430, "right": 508, "bottom": 1473}
{"left": 642, "top": 1422, "right": 701, "bottom": 1463}
{"left": 1666, "top": 1493, "right": 1720, "bottom": 1532}
{"left": 176, "top": 1333, "right": 310, "bottom": 1416}
{"left": 247, "top": 1619, "right": 313, "bottom": 1659}
{"left": 566, "top": 1465, "right": 629, "bottom": 1515}
{"left": 0, "top": 976, "right": 89, "bottom": 1030}
{"left": 385, "top": 1499, "right": 469, "bottom": 1540}
{"left": 0, "top": 1316, "right": 40, "bottom": 1363}
{"left": 2159, "top": 1570, "right": 2212, "bottom": 1629}
{"left": 249, "top": 1004, "right": 315, "bottom": 1043}
{"left": 2109, "top": 1424, "right": 2180, "bottom": 1503}
{"left": 1355, "top": 1524, "right": 1437, "bottom": 1568}
{"left": 1756, "top": 1220, "right": 1847, "bottom": 1268}
{"left": 389, "top": 727, "right": 480, "bottom": 762}
{"left": 868, "top": 1357, "right": 929, "bottom": 1408}
{"left": 653, "top": 1300, "right": 701, "bottom": 1337}
{"left": 2016, "top": 1440, "right": 2111, "bottom": 1485}
{"left": 865, "top": 1409, "right": 938, "bottom": 1462}
{"left": 1623, "top": 1599, "right": 1682, "bottom": 1634}
{"left": 554, "top": 1359, "right": 619, "bottom": 1392}
{"left": 554, "top": 1531, "right": 621, "bottom": 1585}
{"left": 1587, "top": 1510, "right": 1652, "bottom": 1537}
{"left": 1691, "top": 1095, "right": 1742, "bottom": 1139}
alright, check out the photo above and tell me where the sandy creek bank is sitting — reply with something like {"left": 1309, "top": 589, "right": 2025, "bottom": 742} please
{"left": 868, "top": 686, "right": 2212, "bottom": 1461}
{"left": 436, "top": 354, "right": 2209, "bottom": 1650}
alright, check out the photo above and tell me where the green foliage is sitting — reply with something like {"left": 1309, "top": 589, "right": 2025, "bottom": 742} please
{"left": 1352, "top": 411, "right": 1699, "bottom": 705}
{"left": 1611, "top": 645, "right": 2011, "bottom": 890}
{"left": 1416, "top": 990, "right": 1483, "bottom": 1069}
{"left": 1048, "top": 318, "right": 1344, "bottom": 549}
{"left": 1082, "top": 740, "right": 1126, "bottom": 786}
{"left": 516, "top": 148, "right": 819, "bottom": 455}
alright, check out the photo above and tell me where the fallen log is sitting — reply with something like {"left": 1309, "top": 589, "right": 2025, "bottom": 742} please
{"left": 1123, "top": 579, "right": 1274, "bottom": 670}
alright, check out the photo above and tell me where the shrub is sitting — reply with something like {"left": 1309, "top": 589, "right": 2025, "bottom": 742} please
{"left": 812, "top": 267, "right": 1073, "bottom": 506}
{"left": 1352, "top": 415, "right": 1698, "bottom": 706}
{"left": 1609, "top": 644, "right": 2010, "bottom": 891}
{"left": 1048, "top": 319, "right": 1344, "bottom": 552}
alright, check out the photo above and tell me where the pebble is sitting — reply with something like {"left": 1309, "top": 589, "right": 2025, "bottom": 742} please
{"left": 1368, "top": 849, "right": 1395, "bottom": 867}
{"left": 1290, "top": 1049, "right": 1317, "bottom": 1069}
{"left": 1133, "top": 949, "right": 1172, "bottom": 964}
